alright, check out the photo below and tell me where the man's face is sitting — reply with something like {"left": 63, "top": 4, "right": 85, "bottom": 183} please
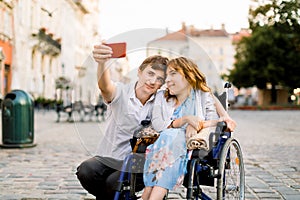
{"left": 137, "top": 65, "right": 165, "bottom": 95}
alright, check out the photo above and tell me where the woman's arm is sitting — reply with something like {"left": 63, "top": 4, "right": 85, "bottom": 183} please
{"left": 213, "top": 95, "right": 228, "bottom": 118}
{"left": 213, "top": 95, "right": 236, "bottom": 131}
{"left": 167, "top": 116, "right": 191, "bottom": 129}
{"left": 170, "top": 92, "right": 219, "bottom": 130}
{"left": 183, "top": 93, "right": 236, "bottom": 132}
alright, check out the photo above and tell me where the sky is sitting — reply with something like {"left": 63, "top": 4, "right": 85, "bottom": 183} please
{"left": 99, "top": 0, "right": 251, "bottom": 38}
{"left": 98, "top": 0, "right": 252, "bottom": 67}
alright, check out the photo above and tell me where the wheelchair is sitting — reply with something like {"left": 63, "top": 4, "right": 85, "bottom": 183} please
{"left": 114, "top": 83, "right": 245, "bottom": 200}
{"left": 184, "top": 121, "right": 245, "bottom": 200}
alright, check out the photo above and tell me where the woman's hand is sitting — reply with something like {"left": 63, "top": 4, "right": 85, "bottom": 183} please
{"left": 219, "top": 116, "right": 237, "bottom": 132}
{"left": 184, "top": 115, "right": 203, "bottom": 131}
{"left": 185, "top": 124, "right": 198, "bottom": 140}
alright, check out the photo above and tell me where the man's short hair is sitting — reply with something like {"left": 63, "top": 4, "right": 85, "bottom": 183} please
{"left": 138, "top": 55, "right": 169, "bottom": 73}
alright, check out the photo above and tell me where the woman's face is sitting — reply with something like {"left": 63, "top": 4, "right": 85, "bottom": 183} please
{"left": 165, "top": 66, "right": 190, "bottom": 96}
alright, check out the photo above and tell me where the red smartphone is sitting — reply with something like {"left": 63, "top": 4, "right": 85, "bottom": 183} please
{"left": 104, "top": 42, "right": 127, "bottom": 58}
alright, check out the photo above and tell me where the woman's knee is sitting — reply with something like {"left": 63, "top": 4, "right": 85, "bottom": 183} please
{"left": 142, "top": 187, "right": 153, "bottom": 200}
{"left": 149, "top": 186, "right": 168, "bottom": 200}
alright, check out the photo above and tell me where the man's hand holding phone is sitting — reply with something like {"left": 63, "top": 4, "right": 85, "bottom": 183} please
{"left": 93, "top": 42, "right": 127, "bottom": 64}
{"left": 104, "top": 42, "right": 126, "bottom": 58}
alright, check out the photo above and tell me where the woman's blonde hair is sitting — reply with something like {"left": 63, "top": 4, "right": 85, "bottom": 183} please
{"left": 165, "top": 57, "right": 211, "bottom": 100}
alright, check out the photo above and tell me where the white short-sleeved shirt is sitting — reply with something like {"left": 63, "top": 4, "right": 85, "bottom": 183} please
{"left": 95, "top": 82, "right": 155, "bottom": 161}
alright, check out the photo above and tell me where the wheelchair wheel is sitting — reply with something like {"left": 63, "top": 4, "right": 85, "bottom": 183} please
{"left": 217, "top": 138, "right": 245, "bottom": 200}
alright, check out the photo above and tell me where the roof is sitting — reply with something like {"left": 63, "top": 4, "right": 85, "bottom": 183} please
{"left": 232, "top": 29, "right": 251, "bottom": 43}
{"left": 151, "top": 25, "right": 229, "bottom": 43}
{"left": 190, "top": 29, "right": 229, "bottom": 37}
{"left": 151, "top": 29, "right": 187, "bottom": 42}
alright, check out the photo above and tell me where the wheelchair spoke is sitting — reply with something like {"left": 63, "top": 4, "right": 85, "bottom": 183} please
{"left": 217, "top": 138, "right": 245, "bottom": 200}
{"left": 224, "top": 149, "right": 241, "bottom": 195}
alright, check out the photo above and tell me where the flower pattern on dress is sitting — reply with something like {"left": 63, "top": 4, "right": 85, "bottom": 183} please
{"left": 143, "top": 90, "right": 197, "bottom": 190}
{"left": 146, "top": 139, "right": 176, "bottom": 182}
{"left": 173, "top": 174, "right": 185, "bottom": 190}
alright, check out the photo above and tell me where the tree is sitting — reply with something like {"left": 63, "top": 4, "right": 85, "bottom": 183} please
{"left": 227, "top": 0, "right": 300, "bottom": 104}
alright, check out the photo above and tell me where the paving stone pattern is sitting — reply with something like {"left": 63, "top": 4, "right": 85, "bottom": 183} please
{"left": 0, "top": 110, "right": 299, "bottom": 199}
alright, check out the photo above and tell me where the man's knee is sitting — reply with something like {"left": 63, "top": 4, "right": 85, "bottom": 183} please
{"left": 76, "top": 157, "right": 99, "bottom": 181}
{"left": 76, "top": 157, "right": 104, "bottom": 197}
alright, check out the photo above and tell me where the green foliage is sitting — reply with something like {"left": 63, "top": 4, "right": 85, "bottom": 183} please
{"left": 226, "top": 0, "right": 300, "bottom": 93}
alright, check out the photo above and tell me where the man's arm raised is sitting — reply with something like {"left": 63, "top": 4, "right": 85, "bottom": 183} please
{"left": 93, "top": 44, "right": 116, "bottom": 103}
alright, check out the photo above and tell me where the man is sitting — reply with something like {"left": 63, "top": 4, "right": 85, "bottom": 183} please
{"left": 76, "top": 43, "right": 169, "bottom": 200}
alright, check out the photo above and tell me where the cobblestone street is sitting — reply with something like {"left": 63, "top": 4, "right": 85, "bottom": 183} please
{"left": 0, "top": 110, "right": 299, "bottom": 199}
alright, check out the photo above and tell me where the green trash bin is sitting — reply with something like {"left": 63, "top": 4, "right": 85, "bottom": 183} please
{"left": 1, "top": 90, "right": 36, "bottom": 148}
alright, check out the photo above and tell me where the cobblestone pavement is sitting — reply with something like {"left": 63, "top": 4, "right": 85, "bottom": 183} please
{"left": 0, "top": 110, "right": 299, "bottom": 200}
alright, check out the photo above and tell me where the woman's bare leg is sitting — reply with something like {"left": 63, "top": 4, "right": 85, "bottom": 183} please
{"left": 148, "top": 186, "right": 168, "bottom": 200}
{"left": 141, "top": 186, "right": 153, "bottom": 200}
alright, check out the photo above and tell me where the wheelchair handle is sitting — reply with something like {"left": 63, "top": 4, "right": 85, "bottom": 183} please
{"left": 216, "top": 121, "right": 228, "bottom": 132}
{"left": 224, "top": 82, "right": 232, "bottom": 88}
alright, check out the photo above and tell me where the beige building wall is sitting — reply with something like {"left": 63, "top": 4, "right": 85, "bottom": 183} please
{"left": 187, "top": 37, "right": 225, "bottom": 94}
{"left": 190, "top": 36, "right": 235, "bottom": 76}
{"left": 147, "top": 40, "right": 188, "bottom": 59}
{"left": 10, "top": 0, "right": 101, "bottom": 102}
{"left": 146, "top": 25, "right": 235, "bottom": 94}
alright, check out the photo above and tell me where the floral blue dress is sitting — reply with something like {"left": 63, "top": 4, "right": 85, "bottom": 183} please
{"left": 143, "top": 89, "right": 218, "bottom": 191}
{"left": 143, "top": 99, "right": 191, "bottom": 190}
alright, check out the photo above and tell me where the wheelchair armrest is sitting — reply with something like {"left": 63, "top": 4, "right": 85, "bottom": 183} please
{"left": 130, "top": 136, "right": 159, "bottom": 153}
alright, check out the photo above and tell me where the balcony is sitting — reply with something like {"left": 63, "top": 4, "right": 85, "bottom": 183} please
{"left": 73, "top": 0, "right": 89, "bottom": 14}
{"left": 32, "top": 28, "right": 61, "bottom": 56}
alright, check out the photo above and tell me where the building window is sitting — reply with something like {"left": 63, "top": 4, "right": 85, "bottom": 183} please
{"left": 219, "top": 63, "right": 223, "bottom": 71}
{"left": 219, "top": 47, "right": 223, "bottom": 55}
{"left": 31, "top": 50, "right": 36, "bottom": 70}
{"left": 49, "top": 58, "right": 53, "bottom": 73}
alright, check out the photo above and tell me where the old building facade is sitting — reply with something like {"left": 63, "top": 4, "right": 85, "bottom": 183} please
{"left": 0, "top": 0, "right": 105, "bottom": 104}
{"left": 147, "top": 23, "right": 236, "bottom": 94}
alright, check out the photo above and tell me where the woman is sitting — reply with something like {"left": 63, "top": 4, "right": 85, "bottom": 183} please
{"left": 142, "top": 57, "right": 224, "bottom": 200}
